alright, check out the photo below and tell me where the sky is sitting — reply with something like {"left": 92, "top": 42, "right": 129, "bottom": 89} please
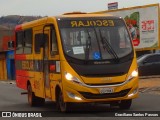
{"left": 0, "top": 0, "right": 160, "bottom": 16}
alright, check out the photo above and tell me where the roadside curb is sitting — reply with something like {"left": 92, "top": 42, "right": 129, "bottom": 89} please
{"left": 0, "top": 80, "right": 16, "bottom": 84}
{"left": 139, "top": 75, "right": 160, "bottom": 79}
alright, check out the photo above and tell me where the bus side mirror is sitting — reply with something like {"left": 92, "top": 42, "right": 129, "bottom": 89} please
{"left": 35, "top": 38, "right": 45, "bottom": 53}
{"left": 8, "top": 41, "right": 14, "bottom": 49}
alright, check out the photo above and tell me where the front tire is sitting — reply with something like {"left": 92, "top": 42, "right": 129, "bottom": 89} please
{"left": 56, "top": 90, "right": 71, "bottom": 112}
{"left": 119, "top": 99, "right": 132, "bottom": 109}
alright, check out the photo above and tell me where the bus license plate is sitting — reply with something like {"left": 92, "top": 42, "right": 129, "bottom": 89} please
{"left": 99, "top": 88, "right": 114, "bottom": 94}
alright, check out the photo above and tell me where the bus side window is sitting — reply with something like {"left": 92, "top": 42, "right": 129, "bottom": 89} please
{"left": 16, "top": 31, "right": 24, "bottom": 54}
{"left": 51, "top": 29, "right": 58, "bottom": 56}
{"left": 35, "top": 33, "right": 48, "bottom": 54}
{"left": 23, "top": 29, "right": 32, "bottom": 54}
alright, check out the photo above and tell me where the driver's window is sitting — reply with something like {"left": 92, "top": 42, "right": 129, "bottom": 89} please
{"left": 34, "top": 33, "right": 48, "bottom": 54}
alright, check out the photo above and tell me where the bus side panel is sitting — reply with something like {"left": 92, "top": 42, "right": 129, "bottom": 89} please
{"left": 16, "top": 70, "right": 29, "bottom": 90}
{"left": 15, "top": 54, "right": 34, "bottom": 90}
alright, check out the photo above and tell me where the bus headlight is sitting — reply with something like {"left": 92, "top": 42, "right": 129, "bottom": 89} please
{"left": 128, "top": 87, "right": 138, "bottom": 97}
{"left": 67, "top": 92, "right": 82, "bottom": 101}
{"left": 65, "top": 72, "right": 83, "bottom": 85}
{"left": 131, "top": 70, "right": 138, "bottom": 77}
{"left": 127, "top": 69, "right": 138, "bottom": 81}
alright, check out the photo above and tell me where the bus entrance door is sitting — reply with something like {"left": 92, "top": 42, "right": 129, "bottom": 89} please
{"left": 43, "top": 29, "right": 51, "bottom": 98}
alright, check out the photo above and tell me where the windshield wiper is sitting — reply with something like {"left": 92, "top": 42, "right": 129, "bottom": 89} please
{"left": 85, "top": 29, "right": 91, "bottom": 61}
{"left": 99, "top": 29, "right": 119, "bottom": 62}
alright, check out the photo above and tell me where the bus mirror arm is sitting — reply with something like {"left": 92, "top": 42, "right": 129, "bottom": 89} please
{"left": 40, "top": 48, "right": 43, "bottom": 55}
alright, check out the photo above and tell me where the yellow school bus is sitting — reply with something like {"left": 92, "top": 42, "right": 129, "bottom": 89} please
{"left": 15, "top": 12, "right": 138, "bottom": 112}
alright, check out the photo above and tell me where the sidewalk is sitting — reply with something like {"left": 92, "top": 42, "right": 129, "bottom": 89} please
{"left": 139, "top": 75, "right": 160, "bottom": 88}
{"left": 0, "top": 80, "right": 15, "bottom": 84}
{"left": 139, "top": 76, "right": 160, "bottom": 95}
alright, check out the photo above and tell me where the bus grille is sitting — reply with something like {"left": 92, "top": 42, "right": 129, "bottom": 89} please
{"left": 85, "top": 82, "right": 123, "bottom": 86}
{"left": 79, "top": 88, "right": 131, "bottom": 99}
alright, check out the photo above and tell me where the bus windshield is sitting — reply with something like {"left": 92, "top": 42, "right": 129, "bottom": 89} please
{"left": 58, "top": 18, "right": 133, "bottom": 61}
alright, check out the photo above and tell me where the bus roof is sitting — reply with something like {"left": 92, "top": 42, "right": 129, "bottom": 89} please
{"left": 57, "top": 12, "right": 114, "bottom": 18}
{"left": 15, "top": 13, "right": 119, "bottom": 31}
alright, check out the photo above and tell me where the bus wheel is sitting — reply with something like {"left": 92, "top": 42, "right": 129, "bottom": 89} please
{"left": 27, "top": 84, "right": 36, "bottom": 106}
{"left": 27, "top": 84, "right": 45, "bottom": 106}
{"left": 119, "top": 99, "right": 132, "bottom": 109}
{"left": 57, "top": 90, "right": 70, "bottom": 112}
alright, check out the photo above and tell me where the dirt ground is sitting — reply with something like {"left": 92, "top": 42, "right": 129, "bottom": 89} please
{"left": 139, "top": 76, "right": 160, "bottom": 95}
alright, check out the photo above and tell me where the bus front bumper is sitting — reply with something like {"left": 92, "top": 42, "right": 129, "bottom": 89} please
{"left": 63, "top": 78, "right": 139, "bottom": 103}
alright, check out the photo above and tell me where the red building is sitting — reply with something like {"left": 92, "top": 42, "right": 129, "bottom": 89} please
{"left": 0, "top": 29, "right": 15, "bottom": 80}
